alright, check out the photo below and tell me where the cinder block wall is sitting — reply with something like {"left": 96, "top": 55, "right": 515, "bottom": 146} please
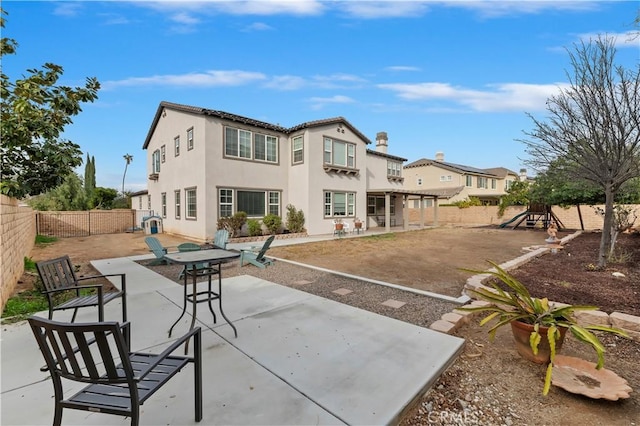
{"left": 1, "top": 195, "right": 36, "bottom": 311}
{"left": 409, "top": 204, "right": 639, "bottom": 231}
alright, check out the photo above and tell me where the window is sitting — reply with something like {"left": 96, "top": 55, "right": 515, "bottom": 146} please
{"left": 387, "top": 161, "right": 401, "bottom": 177}
{"left": 174, "top": 190, "right": 181, "bottom": 219}
{"left": 412, "top": 199, "right": 433, "bottom": 208}
{"left": 152, "top": 150, "right": 161, "bottom": 173}
{"left": 254, "top": 134, "right": 278, "bottom": 163}
{"left": 505, "top": 180, "right": 514, "bottom": 190}
{"left": 417, "top": 178, "right": 422, "bottom": 186}
{"left": 466, "top": 175, "right": 472, "bottom": 187}
{"left": 491, "top": 179, "right": 496, "bottom": 189}
{"left": 219, "top": 189, "right": 233, "bottom": 217}
{"left": 225, "top": 127, "right": 252, "bottom": 159}
{"left": 367, "top": 196, "right": 395, "bottom": 215}
{"left": 439, "top": 175, "right": 452, "bottom": 182}
{"left": 185, "top": 187, "right": 196, "bottom": 219}
{"left": 138, "top": 196, "right": 142, "bottom": 209}
{"left": 292, "top": 136, "right": 304, "bottom": 164}
{"left": 324, "top": 191, "right": 355, "bottom": 217}
{"left": 147, "top": 195, "right": 151, "bottom": 210}
{"left": 187, "top": 128, "right": 194, "bottom": 151}
{"left": 161, "top": 193, "right": 166, "bottom": 218}
{"left": 477, "top": 177, "right": 488, "bottom": 189}
{"left": 218, "top": 188, "right": 280, "bottom": 218}
{"left": 324, "top": 137, "right": 355, "bottom": 168}
{"left": 174, "top": 136, "right": 180, "bottom": 156}
{"left": 161, "top": 145, "right": 166, "bottom": 163}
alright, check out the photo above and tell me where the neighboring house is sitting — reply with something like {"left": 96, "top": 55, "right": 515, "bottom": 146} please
{"left": 403, "top": 152, "right": 521, "bottom": 206}
{"left": 128, "top": 189, "right": 152, "bottom": 230}
{"left": 142, "top": 101, "right": 428, "bottom": 241}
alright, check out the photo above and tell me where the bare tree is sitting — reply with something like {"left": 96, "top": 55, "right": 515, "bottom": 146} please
{"left": 122, "top": 153, "right": 133, "bottom": 194}
{"left": 520, "top": 35, "right": 640, "bottom": 268}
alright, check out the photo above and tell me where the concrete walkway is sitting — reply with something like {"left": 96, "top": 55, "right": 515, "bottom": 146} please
{"left": 1, "top": 251, "right": 464, "bottom": 425}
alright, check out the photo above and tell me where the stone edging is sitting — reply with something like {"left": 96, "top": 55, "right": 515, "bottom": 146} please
{"left": 429, "top": 230, "right": 640, "bottom": 343}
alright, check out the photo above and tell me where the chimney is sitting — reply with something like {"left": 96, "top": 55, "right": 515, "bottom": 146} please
{"left": 435, "top": 152, "right": 444, "bottom": 162}
{"left": 519, "top": 168, "right": 527, "bottom": 181}
{"left": 375, "top": 131, "right": 388, "bottom": 154}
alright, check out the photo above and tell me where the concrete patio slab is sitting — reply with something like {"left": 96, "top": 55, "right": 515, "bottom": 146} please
{"left": 1, "top": 256, "right": 465, "bottom": 425}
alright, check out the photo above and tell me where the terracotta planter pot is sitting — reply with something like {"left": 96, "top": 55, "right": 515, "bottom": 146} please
{"left": 510, "top": 320, "right": 568, "bottom": 364}
{"left": 335, "top": 223, "right": 344, "bottom": 231}
{"left": 354, "top": 222, "right": 362, "bottom": 229}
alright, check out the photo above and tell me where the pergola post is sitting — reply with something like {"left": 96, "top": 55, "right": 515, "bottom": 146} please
{"left": 385, "top": 192, "right": 391, "bottom": 233}
{"left": 420, "top": 196, "right": 425, "bottom": 229}
{"left": 403, "top": 194, "right": 409, "bottom": 230}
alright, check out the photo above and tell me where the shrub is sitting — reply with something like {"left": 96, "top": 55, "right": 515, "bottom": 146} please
{"left": 286, "top": 204, "right": 305, "bottom": 233}
{"left": 247, "top": 219, "right": 263, "bottom": 237}
{"left": 262, "top": 214, "right": 282, "bottom": 235}
{"left": 452, "top": 197, "right": 482, "bottom": 208}
{"left": 217, "top": 211, "right": 247, "bottom": 237}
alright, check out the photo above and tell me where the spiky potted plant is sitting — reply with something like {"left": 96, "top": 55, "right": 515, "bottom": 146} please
{"left": 459, "top": 261, "right": 628, "bottom": 395}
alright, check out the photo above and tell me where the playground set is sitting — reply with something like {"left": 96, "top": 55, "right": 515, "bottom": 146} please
{"left": 500, "top": 203, "right": 565, "bottom": 230}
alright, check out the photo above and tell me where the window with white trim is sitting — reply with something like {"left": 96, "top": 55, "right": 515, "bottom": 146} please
{"left": 439, "top": 175, "right": 452, "bottom": 182}
{"left": 187, "top": 128, "right": 194, "bottom": 151}
{"left": 292, "top": 136, "right": 304, "bottom": 164}
{"left": 387, "top": 160, "right": 401, "bottom": 177}
{"left": 174, "top": 136, "right": 180, "bottom": 156}
{"left": 324, "top": 137, "right": 355, "bottom": 168}
{"left": 367, "top": 196, "right": 395, "bottom": 215}
{"left": 491, "top": 179, "right": 496, "bottom": 189}
{"left": 161, "top": 145, "right": 166, "bottom": 163}
{"left": 152, "top": 150, "right": 161, "bottom": 173}
{"left": 254, "top": 133, "right": 278, "bottom": 163}
{"left": 147, "top": 195, "right": 151, "bottom": 210}
{"left": 185, "top": 187, "right": 197, "bottom": 219}
{"left": 465, "top": 175, "right": 472, "bottom": 187}
{"left": 138, "top": 197, "right": 142, "bottom": 209}
{"left": 218, "top": 188, "right": 281, "bottom": 218}
{"left": 324, "top": 191, "right": 355, "bottom": 217}
{"left": 161, "top": 192, "right": 166, "bottom": 218}
{"left": 477, "top": 177, "right": 488, "bottom": 189}
{"left": 174, "top": 190, "right": 181, "bottom": 219}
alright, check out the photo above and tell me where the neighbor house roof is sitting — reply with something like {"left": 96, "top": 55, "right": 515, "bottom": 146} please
{"left": 482, "top": 167, "right": 519, "bottom": 178}
{"left": 143, "top": 101, "right": 372, "bottom": 149}
{"left": 404, "top": 158, "right": 497, "bottom": 177}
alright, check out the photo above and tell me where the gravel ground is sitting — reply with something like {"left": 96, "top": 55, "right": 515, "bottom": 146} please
{"left": 137, "top": 257, "right": 461, "bottom": 329}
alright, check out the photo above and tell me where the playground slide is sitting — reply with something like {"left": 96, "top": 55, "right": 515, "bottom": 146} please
{"left": 499, "top": 211, "right": 529, "bottom": 228}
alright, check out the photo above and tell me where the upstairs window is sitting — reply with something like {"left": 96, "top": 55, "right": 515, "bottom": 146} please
{"left": 440, "top": 175, "right": 452, "bottom": 182}
{"left": 387, "top": 160, "right": 401, "bottom": 177}
{"left": 174, "top": 136, "right": 180, "bottom": 156}
{"left": 225, "top": 127, "right": 253, "bottom": 160}
{"left": 465, "top": 175, "right": 472, "bottom": 187}
{"left": 187, "top": 128, "right": 194, "bottom": 150}
{"left": 324, "top": 137, "right": 355, "bottom": 168}
{"left": 152, "top": 150, "right": 161, "bottom": 173}
{"left": 477, "top": 177, "right": 488, "bottom": 189}
{"left": 254, "top": 134, "right": 278, "bottom": 163}
{"left": 161, "top": 145, "right": 166, "bottom": 163}
{"left": 292, "top": 136, "right": 304, "bottom": 164}
{"left": 491, "top": 179, "right": 496, "bottom": 189}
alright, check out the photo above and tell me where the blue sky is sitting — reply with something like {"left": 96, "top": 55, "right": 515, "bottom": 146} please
{"left": 3, "top": 1, "right": 638, "bottom": 192}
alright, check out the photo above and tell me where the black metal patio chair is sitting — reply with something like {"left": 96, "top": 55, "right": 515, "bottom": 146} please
{"left": 28, "top": 316, "right": 202, "bottom": 426}
{"left": 36, "top": 255, "right": 127, "bottom": 323}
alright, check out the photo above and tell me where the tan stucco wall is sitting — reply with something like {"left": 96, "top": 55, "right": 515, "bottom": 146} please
{"left": 0, "top": 195, "right": 36, "bottom": 311}
{"left": 409, "top": 204, "right": 639, "bottom": 230}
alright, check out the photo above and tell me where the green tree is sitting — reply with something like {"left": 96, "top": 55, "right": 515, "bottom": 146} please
{"left": 122, "top": 154, "right": 133, "bottom": 194}
{"left": 92, "top": 187, "right": 118, "bottom": 209}
{"left": 519, "top": 36, "right": 640, "bottom": 268}
{"left": 497, "top": 180, "right": 530, "bottom": 217}
{"left": 0, "top": 9, "right": 100, "bottom": 198}
{"left": 28, "top": 173, "right": 87, "bottom": 211}
{"left": 84, "top": 153, "right": 96, "bottom": 200}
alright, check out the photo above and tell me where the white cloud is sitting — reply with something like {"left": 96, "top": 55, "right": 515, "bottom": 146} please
{"left": 386, "top": 66, "right": 421, "bottom": 72}
{"left": 264, "top": 75, "right": 308, "bottom": 90}
{"left": 103, "top": 70, "right": 267, "bottom": 89}
{"left": 308, "top": 95, "right": 355, "bottom": 110}
{"left": 378, "top": 81, "right": 568, "bottom": 112}
{"left": 242, "top": 22, "right": 275, "bottom": 31}
{"left": 137, "top": 0, "right": 325, "bottom": 16}
{"left": 170, "top": 12, "right": 201, "bottom": 25}
{"left": 53, "top": 2, "right": 84, "bottom": 17}
{"left": 339, "top": 1, "right": 431, "bottom": 19}
{"left": 576, "top": 31, "right": 640, "bottom": 48}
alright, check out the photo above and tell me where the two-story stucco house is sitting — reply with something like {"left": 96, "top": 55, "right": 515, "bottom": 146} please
{"left": 403, "top": 152, "right": 521, "bottom": 206}
{"left": 142, "top": 101, "right": 422, "bottom": 241}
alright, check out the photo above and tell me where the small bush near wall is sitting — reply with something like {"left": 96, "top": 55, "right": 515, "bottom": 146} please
{"left": 263, "top": 214, "right": 282, "bottom": 235}
{"left": 247, "top": 219, "right": 263, "bottom": 236}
